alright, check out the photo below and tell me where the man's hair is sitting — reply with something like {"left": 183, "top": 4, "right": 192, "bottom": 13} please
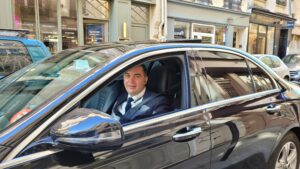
{"left": 140, "top": 64, "right": 147, "bottom": 76}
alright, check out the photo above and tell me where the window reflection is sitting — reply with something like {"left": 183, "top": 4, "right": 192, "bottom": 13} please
{"left": 195, "top": 51, "right": 254, "bottom": 100}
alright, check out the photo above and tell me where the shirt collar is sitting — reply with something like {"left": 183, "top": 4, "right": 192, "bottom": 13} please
{"left": 128, "top": 88, "right": 146, "bottom": 102}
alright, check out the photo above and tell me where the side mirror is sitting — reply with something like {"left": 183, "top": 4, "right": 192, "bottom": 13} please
{"left": 50, "top": 108, "right": 124, "bottom": 152}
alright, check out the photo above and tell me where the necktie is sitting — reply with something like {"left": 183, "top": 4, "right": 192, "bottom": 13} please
{"left": 125, "top": 97, "right": 134, "bottom": 112}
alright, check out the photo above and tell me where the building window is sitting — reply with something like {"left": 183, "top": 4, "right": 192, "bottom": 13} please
{"left": 82, "top": 0, "right": 109, "bottom": 20}
{"left": 223, "top": 0, "right": 242, "bottom": 11}
{"left": 131, "top": 3, "right": 149, "bottom": 24}
{"left": 182, "top": 0, "right": 212, "bottom": 5}
{"left": 192, "top": 23, "right": 215, "bottom": 43}
{"left": 13, "top": 0, "right": 36, "bottom": 39}
{"left": 276, "top": 0, "right": 287, "bottom": 6}
{"left": 131, "top": 3, "right": 149, "bottom": 41}
{"left": 174, "top": 21, "right": 190, "bottom": 39}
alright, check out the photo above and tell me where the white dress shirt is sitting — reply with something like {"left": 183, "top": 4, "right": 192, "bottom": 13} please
{"left": 112, "top": 88, "right": 146, "bottom": 120}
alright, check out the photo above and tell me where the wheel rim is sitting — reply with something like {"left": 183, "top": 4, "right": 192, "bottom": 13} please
{"left": 275, "top": 141, "right": 298, "bottom": 169}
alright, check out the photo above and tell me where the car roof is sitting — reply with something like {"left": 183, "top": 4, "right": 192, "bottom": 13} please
{"left": 0, "top": 36, "right": 44, "bottom": 46}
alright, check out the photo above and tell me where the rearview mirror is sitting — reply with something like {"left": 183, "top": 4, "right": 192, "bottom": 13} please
{"left": 50, "top": 108, "right": 124, "bottom": 152}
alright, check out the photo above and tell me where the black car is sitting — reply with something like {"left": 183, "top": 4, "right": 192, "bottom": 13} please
{"left": 0, "top": 42, "right": 300, "bottom": 169}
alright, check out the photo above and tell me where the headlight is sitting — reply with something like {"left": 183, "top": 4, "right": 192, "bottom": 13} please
{"left": 297, "top": 71, "right": 300, "bottom": 76}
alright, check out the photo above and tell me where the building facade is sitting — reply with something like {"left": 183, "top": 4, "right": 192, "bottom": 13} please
{"left": 247, "top": 0, "right": 295, "bottom": 58}
{"left": 166, "top": 0, "right": 251, "bottom": 51}
{"left": 0, "top": 0, "right": 296, "bottom": 56}
{"left": 0, "top": 0, "right": 159, "bottom": 54}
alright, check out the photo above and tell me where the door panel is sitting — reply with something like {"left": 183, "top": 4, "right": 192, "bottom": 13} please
{"left": 192, "top": 50, "right": 288, "bottom": 169}
{"left": 3, "top": 51, "right": 211, "bottom": 169}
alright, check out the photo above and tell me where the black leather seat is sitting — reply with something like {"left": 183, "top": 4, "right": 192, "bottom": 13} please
{"left": 147, "top": 63, "right": 181, "bottom": 109}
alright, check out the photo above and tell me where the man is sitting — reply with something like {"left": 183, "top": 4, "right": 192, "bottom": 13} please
{"left": 112, "top": 65, "right": 172, "bottom": 124}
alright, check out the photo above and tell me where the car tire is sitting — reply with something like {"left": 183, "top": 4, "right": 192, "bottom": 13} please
{"left": 267, "top": 132, "right": 300, "bottom": 169}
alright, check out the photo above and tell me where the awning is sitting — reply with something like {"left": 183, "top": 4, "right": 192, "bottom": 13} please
{"left": 252, "top": 7, "right": 296, "bottom": 21}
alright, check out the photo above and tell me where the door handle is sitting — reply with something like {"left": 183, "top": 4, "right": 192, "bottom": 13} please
{"left": 173, "top": 127, "right": 202, "bottom": 142}
{"left": 266, "top": 104, "right": 281, "bottom": 115}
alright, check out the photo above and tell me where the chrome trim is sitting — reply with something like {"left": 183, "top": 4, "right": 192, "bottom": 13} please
{"left": 124, "top": 89, "right": 280, "bottom": 131}
{"left": 0, "top": 150, "right": 61, "bottom": 168}
{"left": 3, "top": 48, "right": 192, "bottom": 162}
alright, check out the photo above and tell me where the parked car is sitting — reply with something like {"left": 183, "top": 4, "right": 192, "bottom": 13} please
{"left": 283, "top": 54, "right": 300, "bottom": 83}
{"left": 0, "top": 29, "right": 51, "bottom": 78}
{"left": 0, "top": 42, "right": 300, "bottom": 169}
{"left": 254, "top": 54, "right": 290, "bottom": 80}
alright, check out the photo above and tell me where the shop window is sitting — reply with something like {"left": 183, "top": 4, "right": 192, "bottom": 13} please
{"left": 174, "top": 21, "right": 190, "bottom": 39}
{"left": 61, "top": 0, "right": 78, "bottom": 50}
{"left": 84, "top": 23, "right": 105, "bottom": 45}
{"left": 13, "top": 0, "right": 36, "bottom": 39}
{"left": 39, "top": 0, "right": 58, "bottom": 54}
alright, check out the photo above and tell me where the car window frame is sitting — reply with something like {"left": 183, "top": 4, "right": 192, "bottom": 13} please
{"left": 1, "top": 47, "right": 194, "bottom": 164}
{"left": 189, "top": 48, "right": 280, "bottom": 101}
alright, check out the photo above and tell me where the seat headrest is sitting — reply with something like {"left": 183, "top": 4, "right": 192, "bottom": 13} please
{"left": 147, "top": 65, "right": 179, "bottom": 95}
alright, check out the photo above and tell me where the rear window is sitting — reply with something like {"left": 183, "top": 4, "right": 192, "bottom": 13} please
{"left": 27, "top": 46, "right": 49, "bottom": 62}
{"left": 0, "top": 40, "right": 32, "bottom": 76}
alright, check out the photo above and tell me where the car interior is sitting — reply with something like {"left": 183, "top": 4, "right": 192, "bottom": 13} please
{"left": 81, "top": 57, "right": 182, "bottom": 122}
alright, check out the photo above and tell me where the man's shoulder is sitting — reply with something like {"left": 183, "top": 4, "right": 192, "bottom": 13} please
{"left": 144, "top": 89, "right": 169, "bottom": 103}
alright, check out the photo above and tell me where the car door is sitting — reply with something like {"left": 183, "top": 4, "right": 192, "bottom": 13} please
{"left": 0, "top": 49, "right": 211, "bottom": 169}
{"left": 192, "top": 49, "right": 289, "bottom": 169}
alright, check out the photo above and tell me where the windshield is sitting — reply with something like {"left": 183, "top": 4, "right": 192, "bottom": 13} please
{"left": 0, "top": 46, "right": 127, "bottom": 132}
{"left": 283, "top": 54, "right": 300, "bottom": 64}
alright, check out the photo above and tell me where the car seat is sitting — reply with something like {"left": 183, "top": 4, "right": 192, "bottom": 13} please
{"left": 147, "top": 61, "right": 181, "bottom": 109}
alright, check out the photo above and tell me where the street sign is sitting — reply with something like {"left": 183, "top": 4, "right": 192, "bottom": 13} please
{"left": 286, "top": 21, "right": 295, "bottom": 29}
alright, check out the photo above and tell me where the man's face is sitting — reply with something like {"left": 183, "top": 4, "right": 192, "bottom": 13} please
{"left": 123, "top": 66, "right": 148, "bottom": 96}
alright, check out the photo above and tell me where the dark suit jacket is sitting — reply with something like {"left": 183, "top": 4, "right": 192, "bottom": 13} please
{"left": 112, "top": 89, "right": 172, "bottom": 124}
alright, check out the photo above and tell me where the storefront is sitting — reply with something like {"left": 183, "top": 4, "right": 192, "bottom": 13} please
{"left": 6, "top": 0, "right": 153, "bottom": 54}
{"left": 167, "top": 0, "right": 250, "bottom": 51}
{"left": 248, "top": 8, "right": 295, "bottom": 58}
{"left": 12, "top": 0, "right": 111, "bottom": 54}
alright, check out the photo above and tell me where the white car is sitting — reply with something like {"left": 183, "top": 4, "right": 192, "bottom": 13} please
{"left": 283, "top": 54, "right": 300, "bottom": 83}
{"left": 254, "top": 54, "right": 290, "bottom": 80}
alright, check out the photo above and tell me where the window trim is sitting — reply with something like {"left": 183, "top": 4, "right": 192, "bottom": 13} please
{"left": 2, "top": 47, "right": 192, "bottom": 162}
